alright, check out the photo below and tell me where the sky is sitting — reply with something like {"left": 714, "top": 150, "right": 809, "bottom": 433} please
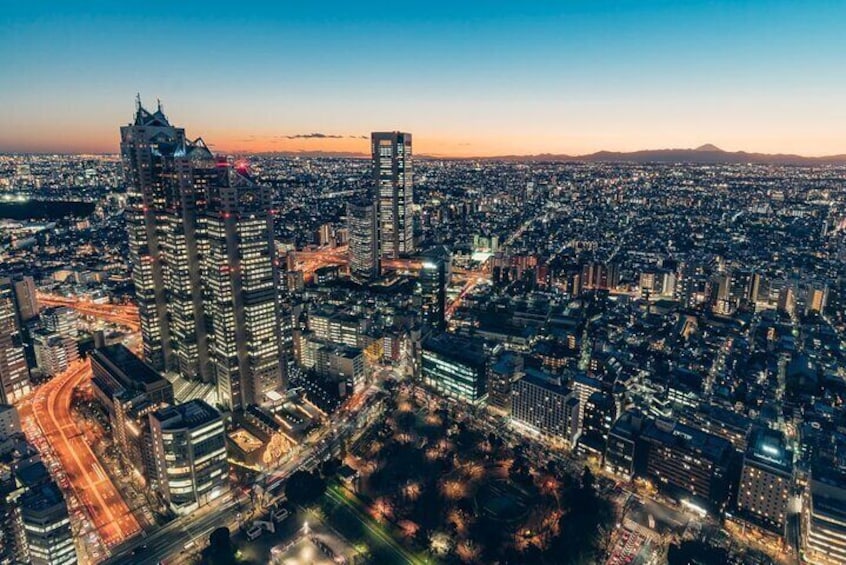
{"left": 2, "top": 1, "right": 846, "bottom": 157}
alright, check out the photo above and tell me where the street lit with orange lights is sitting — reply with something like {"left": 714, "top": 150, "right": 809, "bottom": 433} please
{"left": 18, "top": 359, "right": 141, "bottom": 554}
{"left": 445, "top": 274, "right": 486, "bottom": 320}
{"left": 380, "top": 257, "right": 423, "bottom": 273}
{"left": 287, "top": 245, "right": 349, "bottom": 282}
{"left": 36, "top": 292, "right": 140, "bottom": 331}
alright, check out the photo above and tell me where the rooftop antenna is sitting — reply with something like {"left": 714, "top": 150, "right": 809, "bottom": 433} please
{"left": 157, "top": 98, "right": 163, "bottom": 114}
{"left": 135, "top": 93, "right": 142, "bottom": 112}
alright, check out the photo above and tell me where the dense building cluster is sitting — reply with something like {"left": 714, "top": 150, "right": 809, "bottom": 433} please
{"left": 1, "top": 102, "right": 846, "bottom": 564}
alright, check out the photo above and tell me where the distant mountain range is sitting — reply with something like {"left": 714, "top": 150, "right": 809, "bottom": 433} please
{"left": 444, "top": 144, "right": 846, "bottom": 165}
{"left": 255, "top": 144, "right": 846, "bottom": 165}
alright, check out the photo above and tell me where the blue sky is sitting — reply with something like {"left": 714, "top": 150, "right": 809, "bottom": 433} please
{"left": 2, "top": 1, "right": 845, "bottom": 155}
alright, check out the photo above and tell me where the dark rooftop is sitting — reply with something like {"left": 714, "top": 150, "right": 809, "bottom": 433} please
{"left": 21, "top": 480, "right": 66, "bottom": 513}
{"left": 153, "top": 399, "right": 221, "bottom": 431}
{"left": 746, "top": 428, "right": 793, "bottom": 474}
{"left": 16, "top": 460, "right": 50, "bottom": 488}
{"left": 642, "top": 418, "right": 732, "bottom": 463}
{"left": 521, "top": 367, "right": 569, "bottom": 393}
{"left": 92, "top": 344, "right": 165, "bottom": 386}
{"left": 423, "top": 333, "right": 486, "bottom": 367}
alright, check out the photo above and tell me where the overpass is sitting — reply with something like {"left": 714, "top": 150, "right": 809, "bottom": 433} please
{"left": 37, "top": 293, "right": 140, "bottom": 331}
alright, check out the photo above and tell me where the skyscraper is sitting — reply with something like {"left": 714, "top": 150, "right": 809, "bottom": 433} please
{"left": 120, "top": 100, "right": 212, "bottom": 381}
{"left": 121, "top": 100, "right": 283, "bottom": 409}
{"left": 372, "top": 132, "right": 414, "bottom": 259}
{"left": 204, "top": 160, "right": 283, "bottom": 410}
{"left": 417, "top": 245, "right": 451, "bottom": 332}
{"left": 347, "top": 199, "right": 378, "bottom": 282}
{"left": 0, "top": 277, "right": 31, "bottom": 404}
{"left": 11, "top": 275, "right": 38, "bottom": 324}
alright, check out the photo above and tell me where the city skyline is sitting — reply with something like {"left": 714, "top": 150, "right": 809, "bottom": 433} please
{"left": 3, "top": 3, "right": 846, "bottom": 565}
{"left": 2, "top": 140, "right": 846, "bottom": 565}
{"left": 3, "top": 1, "right": 846, "bottom": 157}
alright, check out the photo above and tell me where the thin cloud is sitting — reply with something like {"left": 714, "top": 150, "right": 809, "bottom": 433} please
{"left": 278, "top": 133, "right": 368, "bottom": 139}
{"left": 282, "top": 133, "right": 343, "bottom": 139}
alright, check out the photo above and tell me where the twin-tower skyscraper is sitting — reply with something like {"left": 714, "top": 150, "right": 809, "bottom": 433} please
{"left": 122, "top": 100, "right": 414, "bottom": 409}
{"left": 121, "top": 100, "right": 282, "bottom": 411}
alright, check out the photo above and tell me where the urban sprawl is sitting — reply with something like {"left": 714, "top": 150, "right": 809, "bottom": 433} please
{"left": 0, "top": 102, "right": 845, "bottom": 565}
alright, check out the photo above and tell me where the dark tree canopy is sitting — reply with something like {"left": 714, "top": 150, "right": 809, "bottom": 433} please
{"left": 200, "top": 527, "right": 236, "bottom": 565}
{"left": 286, "top": 470, "right": 327, "bottom": 507}
{"left": 668, "top": 540, "right": 730, "bottom": 565}
{"left": 319, "top": 457, "right": 341, "bottom": 478}
{"left": 546, "top": 467, "right": 614, "bottom": 564}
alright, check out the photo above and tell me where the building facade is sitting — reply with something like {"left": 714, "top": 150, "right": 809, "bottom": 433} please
{"left": 0, "top": 404, "right": 22, "bottom": 456}
{"left": 120, "top": 101, "right": 213, "bottom": 380}
{"left": 40, "top": 306, "right": 78, "bottom": 339}
{"left": 421, "top": 334, "right": 487, "bottom": 402}
{"left": 149, "top": 400, "right": 228, "bottom": 515}
{"left": 204, "top": 161, "right": 283, "bottom": 410}
{"left": 316, "top": 344, "right": 367, "bottom": 395}
{"left": 640, "top": 418, "right": 733, "bottom": 511}
{"left": 735, "top": 428, "right": 793, "bottom": 536}
{"left": 578, "top": 391, "right": 617, "bottom": 456}
{"left": 308, "top": 308, "right": 362, "bottom": 348}
{"left": 347, "top": 199, "right": 379, "bottom": 282}
{"left": 19, "top": 482, "right": 76, "bottom": 565}
{"left": 605, "top": 411, "right": 643, "bottom": 478}
{"left": 0, "top": 278, "right": 30, "bottom": 403}
{"left": 90, "top": 344, "right": 174, "bottom": 480}
{"left": 11, "top": 276, "right": 38, "bottom": 324}
{"left": 804, "top": 466, "right": 846, "bottom": 564}
{"left": 417, "top": 246, "right": 451, "bottom": 333}
{"left": 372, "top": 132, "right": 414, "bottom": 259}
{"left": 33, "top": 331, "right": 78, "bottom": 377}
{"left": 5, "top": 461, "right": 76, "bottom": 565}
{"left": 487, "top": 353, "right": 523, "bottom": 412}
{"left": 511, "top": 370, "right": 580, "bottom": 447}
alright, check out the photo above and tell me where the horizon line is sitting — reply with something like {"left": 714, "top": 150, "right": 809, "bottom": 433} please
{"left": 3, "top": 143, "right": 846, "bottom": 161}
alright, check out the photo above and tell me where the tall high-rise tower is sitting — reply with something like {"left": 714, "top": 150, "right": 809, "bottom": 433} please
{"left": 416, "top": 245, "right": 451, "bottom": 333}
{"left": 121, "top": 100, "right": 283, "bottom": 409}
{"left": 120, "top": 100, "right": 212, "bottom": 381}
{"left": 372, "top": 132, "right": 414, "bottom": 259}
{"left": 0, "top": 277, "right": 31, "bottom": 403}
{"left": 11, "top": 276, "right": 38, "bottom": 324}
{"left": 347, "top": 199, "right": 378, "bottom": 282}
{"left": 204, "top": 160, "right": 283, "bottom": 410}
